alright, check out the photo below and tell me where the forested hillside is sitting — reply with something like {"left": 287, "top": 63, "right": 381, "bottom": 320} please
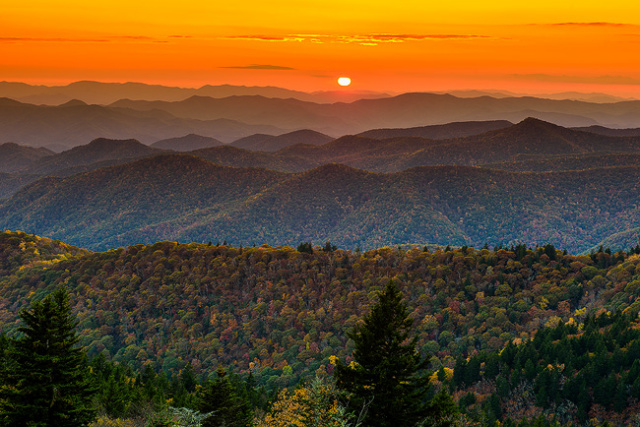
{"left": 2, "top": 155, "right": 640, "bottom": 252}
{"left": 451, "top": 313, "right": 640, "bottom": 425}
{"left": 1, "top": 231, "right": 640, "bottom": 393}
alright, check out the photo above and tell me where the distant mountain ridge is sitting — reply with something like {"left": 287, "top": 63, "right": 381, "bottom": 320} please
{"left": 276, "top": 118, "right": 640, "bottom": 172}
{"left": 572, "top": 125, "right": 640, "bottom": 137}
{"left": 231, "top": 129, "right": 333, "bottom": 152}
{"left": 0, "top": 143, "right": 53, "bottom": 173}
{"left": 356, "top": 120, "right": 513, "bottom": 139}
{"left": 4, "top": 117, "right": 640, "bottom": 178}
{"left": 108, "top": 92, "right": 640, "bottom": 133}
{"left": 0, "top": 98, "right": 285, "bottom": 149}
{"left": 151, "top": 134, "right": 223, "bottom": 151}
{"left": 22, "top": 138, "right": 164, "bottom": 175}
{"left": 7, "top": 90, "right": 640, "bottom": 151}
{"left": 0, "top": 81, "right": 390, "bottom": 105}
{"left": 2, "top": 153, "right": 640, "bottom": 253}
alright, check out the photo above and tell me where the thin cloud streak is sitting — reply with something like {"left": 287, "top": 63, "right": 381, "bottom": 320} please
{"left": 551, "top": 22, "right": 629, "bottom": 27}
{"left": 220, "top": 64, "right": 295, "bottom": 70}
{"left": 0, "top": 37, "right": 110, "bottom": 43}
{"left": 225, "top": 33, "right": 489, "bottom": 45}
{"left": 0, "top": 36, "right": 165, "bottom": 43}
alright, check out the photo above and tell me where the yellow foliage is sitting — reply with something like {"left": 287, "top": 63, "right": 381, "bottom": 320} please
{"left": 91, "top": 416, "right": 138, "bottom": 427}
{"left": 254, "top": 378, "right": 350, "bottom": 427}
{"left": 444, "top": 367, "right": 454, "bottom": 381}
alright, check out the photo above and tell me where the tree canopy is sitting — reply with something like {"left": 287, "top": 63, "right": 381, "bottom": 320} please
{"left": 335, "top": 281, "right": 431, "bottom": 427}
{"left": 0, "top": 287, "right": 96, "bottom": 427}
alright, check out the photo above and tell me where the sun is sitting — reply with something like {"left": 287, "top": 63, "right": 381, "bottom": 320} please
{"left": 337, "top": 77, "right": 351, "bottom": 87}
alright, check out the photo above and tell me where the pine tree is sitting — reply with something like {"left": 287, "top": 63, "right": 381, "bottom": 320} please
{"left": 334, "top": 281, "right": 431, "bottom": 427}
{"left": 199, "top": 367, "right": 252, "bottom": 427}
{"left": 0, "top": 287, "right": 96, "bottom": 427}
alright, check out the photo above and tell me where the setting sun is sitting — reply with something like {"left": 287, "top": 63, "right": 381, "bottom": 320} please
{"left": 338, "top": 77, "right": 352, "bottom": 87}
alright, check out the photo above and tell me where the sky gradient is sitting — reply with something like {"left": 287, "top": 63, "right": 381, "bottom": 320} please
{"left": 3, "top": 0, "right": 640, "bottom": 97}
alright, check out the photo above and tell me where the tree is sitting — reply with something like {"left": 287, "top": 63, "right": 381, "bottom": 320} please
{"left": 297, "top": 242, "right": 314, "bottom": 254}
{"left": 198, "top": 368, "right": 252, "bottom": 427}
{"left": 0, "top": 287, "right": 96, "bottom": 427}
{"left": 334, "top": 281, "right": 430, "bottom": 427}
{"left": 255, "top": 376, "right": 353, "bottom": 427}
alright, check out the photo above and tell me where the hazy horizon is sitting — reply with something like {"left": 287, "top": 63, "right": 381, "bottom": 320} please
{"left": 1, "top": 79, "right": 638, "bottom": 103}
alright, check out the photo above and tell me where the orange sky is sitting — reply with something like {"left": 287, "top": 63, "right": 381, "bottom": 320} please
{"left": 2, "top": 0, "right": 640, "bottom": 97}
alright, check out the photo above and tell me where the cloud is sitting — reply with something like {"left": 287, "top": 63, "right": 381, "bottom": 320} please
{"left": 114, "top": 36, "right": 155, "bottom": 40}
{"left": 550, "top": 22, "right": 629, "bottom": 27}
{"left": 0, "top": 35, "right": 163, "bottom": 43}
{"left": 0, "top": 37, "right": 109, "bottom": 43}
{"left": 511, "top": 74, "right": 640, "bottom": 85}
{"left": 220, "top": 64, "right": 295, "bottom": 70}
{"left": 225, "top": 35, "right": 305, "bottom": 42}
{"left": 224, "top": 33, "right": 489, "bottom": 46}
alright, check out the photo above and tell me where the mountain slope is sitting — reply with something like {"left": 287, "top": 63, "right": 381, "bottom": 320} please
{"left": 0, "top": 155, "right": 288, "bottom": 249}
{"left": 0, "top": 142, "right": 53, "bottom": 173}
{"left": 573, "top": 125, "right": 640, "bottom": 137}
{"left": 277, "top": 118, "right": 640, "bottom": 172}
{"left": 392, "top": 118, "right": 640, "bottom": 169}
{"left": 2, "top": 155, "right": 640, "bottom": 252}
{"left": 486, "top": 152, "right": 640, "bottom": 172}
{"left": 188, "top": 145, "right": 318, "bottom": 172}
{"left": 23, "top": 138, "right": 165, "bottom": 175}
{"left": 357, "top": 120, "right": 513, "bottom": 139}
{"left": 0, "top": 173, "right": 42, "bottom": 200}
{"left": 151, "top": 134, "right": 223, "bottom": 151}
{"left": 231, "top": 129, "right": 333, "bottom": 152}
{"left": 0, "top": 99, "right": 285, "bottom": 149}
{"left": 0, "top": 230, "right": 639, "bottom": 406}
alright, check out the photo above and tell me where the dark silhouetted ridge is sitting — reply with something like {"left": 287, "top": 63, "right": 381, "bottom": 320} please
{"left": 151, "top": 134, "right": 223, "bottom": 151}
{"left": 357, "top": 120, "right": 513, "bottom": 140}
{"left": 23, "top": 138, "right": 164, "bottom": 175}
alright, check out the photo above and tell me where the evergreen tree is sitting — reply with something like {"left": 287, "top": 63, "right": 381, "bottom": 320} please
{"left": 297, "top": 242, "right": 314, "bottom": 254}
{"left": 334, "top": 281, "right": 430, "bottom": 427}
{"left": 421, "top": 388, "right": 459, "bottom": 427}
{"left": 0, "top": 287, "right": 96, "bottom": 427}
{"left": 198, "top": 368, "right": 252, "bottom": 427}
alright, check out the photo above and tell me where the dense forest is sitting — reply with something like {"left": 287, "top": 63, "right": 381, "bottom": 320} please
{"left": 2, "top": 231, "right": 640, "bottom": 424}
{"left": 4, "top": 118, "right": 640, "bottom": 254}
{"left": 2, "top": 155, "right": 640, "bottom": 252}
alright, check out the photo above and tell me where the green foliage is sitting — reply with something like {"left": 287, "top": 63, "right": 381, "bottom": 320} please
{"left": 335, "top": 281, "right": 430, "bottom": 427}
{"left": 421, "top": 388, "right": 460, "bottom": 427}
{"left": 4, "top": 233, "right": 640, "bottom": 425}
{"left": 4, "top": 151, "right": 640, "bottom": 253}
{"left": 0, "top": 287, "right": 96, "bottom": 427}
{"left": 297, "top": 242, "right": 313, "bottom": 254}
{"left": 3, "top": 232, "right": 640, "bottom": 391}
{"left": 450, "top": 312, "right": 640, "bottom": 425}
{"left": 255, "top": 376, "right": 352, "bottom": 427}
{"left": 170, "top": 407, "right": 213, "bottom": 427}
{"left": 198, "top": 368, "right": 253, "bottom": 427}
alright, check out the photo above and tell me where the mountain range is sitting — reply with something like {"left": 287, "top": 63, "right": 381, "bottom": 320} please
{"left": 2, "top": 116, "right": 640, "bottom": 252}
{"left": 110, "top": 92, "right": 640, "bottom": 132}
{"left": 6, "top": 88, "right": 640, "bottom": 151}
{"left": 150, "top": 134, "right": 223, "bottom": 151}
{"left": 0, "top": 97, "right": 285, "bottom": 149}
{"left": 5, "top": 118, "right": 640, "bottom": 177}
{"left": 1, "top": 152, "right": 639, "bottom": 253}
{"left": 0, "top": 81, "right": 390, "bottom": 105}
{"left": 230, "top": 129, "right": 333, "bottom": 152}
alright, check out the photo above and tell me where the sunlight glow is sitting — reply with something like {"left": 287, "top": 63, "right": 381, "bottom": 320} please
{"left": 338, "top": 77, "right": 351, "bottom": 87}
